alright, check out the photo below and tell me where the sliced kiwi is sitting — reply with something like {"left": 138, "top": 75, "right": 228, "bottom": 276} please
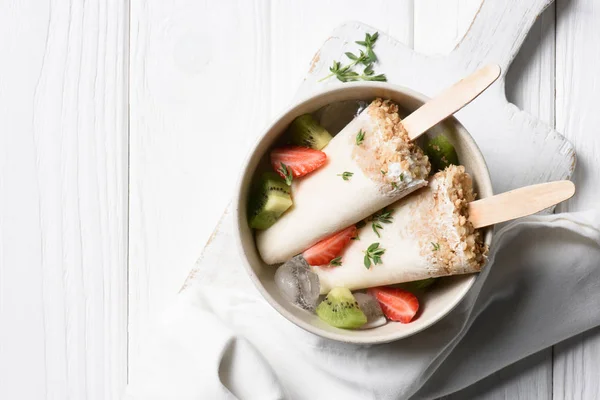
{"left": 288, "top": 114, "right": 332, "bottom": 150}
{"left": 425, "top": 134, "right": 459, "bottom": 172}
{"left": 248, "top": 172, "right": 293, "bottom": 230}
{"left": 316, "top": 287, "right": 367, "bottom": 329}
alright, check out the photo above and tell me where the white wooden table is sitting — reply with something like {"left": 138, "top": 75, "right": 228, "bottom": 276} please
{"left": 1, "top": 0, "right": 599, "bottom": 398}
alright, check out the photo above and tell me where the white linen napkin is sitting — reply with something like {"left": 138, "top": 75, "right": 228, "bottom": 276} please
{"left": 124, "top": 206, "right": 600, "bottom": 400}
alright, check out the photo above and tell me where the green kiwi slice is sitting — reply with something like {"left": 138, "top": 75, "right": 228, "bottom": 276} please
{"left": 288, "top": 114, "right": 332, "bottom": 150}
{"left": 248, "top": 173, "right": 293, "bottom": 230}
{"left": 425, "top": 134, "right": 459, "bottom": 172}
{"left": 316, "top": 287, "right": 367, "bottom": 329}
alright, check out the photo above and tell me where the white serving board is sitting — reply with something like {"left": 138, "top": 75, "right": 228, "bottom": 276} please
{"left": 184, "top": 0, "right": 574, "bottom": 284}
{"left": 297, "top": 0, "right": 574, "bottom": 195}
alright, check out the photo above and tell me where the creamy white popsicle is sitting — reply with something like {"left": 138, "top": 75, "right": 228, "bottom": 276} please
{"left": 256, "top": 99, "right": 431, "bottom": 265}
{"left": 312, "top": 165, "right": 487, "bottom": 294}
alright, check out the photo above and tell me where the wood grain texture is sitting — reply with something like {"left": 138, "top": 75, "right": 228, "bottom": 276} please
{"left": 302, "top": 7, "right": 574, "bottom": 198}
{"left": 555, "top": 0, "right": 600, "bottom": 213}
{"left": 270, "top": 0, "right": 569, "bottom": 398}
{"left": 0, "top": 0, "right": 592, "bottom": 398}
{"left": 270, "top": 0, "right": 413, "bottom": 114}
{"left": 128, "top": 0, "right": 415, "bottom": 382}
{"left": 402, "top": 63, "right": 501, "bottom": 140}
{"left": 451, "top": 0, "right": 554, "bottom": 71}
{"left": 0, "top": 0, "right": 129, "bottom": 399}
{"left": 553, "top": 0, "right": 600, "bottom": 397}
{"left": 165, "top": 1, "right": 589, "bottom": 399}
{"left": 129, "top": 0, "right": 271, "bottom": 381}
{"left": 440, "top": 350, "right": 553, "bottom": 400}
{"left": 468, "top": 180, "right": 575, "bottom": 229}
{"left": 554, "top": 328, "right": 600, "bottom": 400}
{"left": 418, "top": 2, "right": 557, "bottom": 399}
{"left": 414, "top": 0, "right": 483, "bottom": 56}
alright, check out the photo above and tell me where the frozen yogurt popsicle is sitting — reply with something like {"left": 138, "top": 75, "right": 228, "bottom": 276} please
{"left": 256, "top": 99, "right": 431, "bottom": 265}
{"left": 312, "top": 165, "right": 487, "bottom": 294}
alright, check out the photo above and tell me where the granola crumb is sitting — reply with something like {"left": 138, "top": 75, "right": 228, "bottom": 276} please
{"left": 409, "top": 165, "right": 488, "bottom": 274}
{"left": 351, "top": 98, "right": 430, "bottom": 195}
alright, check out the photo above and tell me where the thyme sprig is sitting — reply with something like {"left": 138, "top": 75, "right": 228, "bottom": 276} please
{"left": 338, "top": 171, "right": 354, "bottom": 181}
{"left": 319, "top": 32, "right": 387, "bottom": 83}
{"left": 356, "top": 129, "right": 365, "bottom": 145}
{"left": 364, "top": 242, "right": 386, "bottom": 269}
{"left": 278, "top": 163, "right": 293, "bottom": 186}
{"left": 330, "top": 256, "right": 343, "bottom": 266}
{"left": 370, "top": 208, "right": 394, "bottom": 238}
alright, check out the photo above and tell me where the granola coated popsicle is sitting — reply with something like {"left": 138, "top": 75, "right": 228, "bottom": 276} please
{"left": 312, "top": 165, "right": 487, "bottom": 294}
{"left": 256, "top": 99, "right": 431, "bottom": 265}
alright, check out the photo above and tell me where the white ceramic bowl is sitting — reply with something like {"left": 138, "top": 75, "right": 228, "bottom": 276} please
{"left": 234, "top": 83, "right": 493, "bottom": 344}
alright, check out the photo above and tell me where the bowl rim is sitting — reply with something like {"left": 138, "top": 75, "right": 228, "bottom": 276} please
{"left": 233, "top": 81, "right": 493, "bottom": 344}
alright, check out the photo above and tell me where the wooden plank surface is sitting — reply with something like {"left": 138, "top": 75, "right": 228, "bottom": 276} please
{"left": 1, "top": 0, "right": 599, "bottom": 398}
{"left": 414, "top": 0, "right": 482, "bottom": 56}
{"left": 128, "top": 0, "right": 414, "bottom": 380}
{"left": 129, "top": 0, "right": 270, "bottom": 380}
{"left": 553, "top": 0, "right": 600, "bottom": 398}
{"left": 435, "top": 3, "right": 557, "bottom": 398}
{"left": 0, "top": 0, "right": 129, "bottom": 399}
{"left": 270, "top": 0, "right": 414, "bottom": 113}
{"left": 129, "top": 0, "right": 598, "bottom": 398}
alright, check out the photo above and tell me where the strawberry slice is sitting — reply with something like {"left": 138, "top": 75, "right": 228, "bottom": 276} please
{"left": 367, "top": 287, "right": 419, "bottom": 323}
{"left": 303, "top": 225, "right": 357, "bottom": 266}
{"left": 271, "top": 146, "right": 327, "bottom": 179}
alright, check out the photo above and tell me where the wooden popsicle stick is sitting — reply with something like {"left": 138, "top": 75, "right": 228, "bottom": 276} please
{"left": 402, "top": 64, "right": 501, "bottom": 141}
{"left": 468, "top": 181, "right": 576, "bottom": 229}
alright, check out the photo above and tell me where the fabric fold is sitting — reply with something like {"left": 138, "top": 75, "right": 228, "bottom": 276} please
{"left": 125, "top": 208, "right": 600, "bottom": 400}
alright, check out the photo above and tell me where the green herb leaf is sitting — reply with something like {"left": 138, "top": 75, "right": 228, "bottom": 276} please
{"left": 370, "top": 208, "right": 394, "bottom": 237}
{"left": 330, "top": 256, "right": 343, "bottom": 266}
{"left": 364, "top": 73, "right": 387, "bottom": 82}
{"left": 367, "top": 48, "right": 377, "bottom": 62}
{"left": 329, "top": 61, "right": 341, "bottom": 73}
{"left": 345, "top": 52, "right": 358, "bottom": 61}
{"left": 391, "top": 182, "right": 398, "bottom": 190}
{"left": 338, "top": 171, "right": 354, "bottom": 181}
{"left": 367, "top": 242, "right": 379, "bottom": 252}
{"left": 372, "top": 222, "right": 382, "bottom": 237}
{"left": 364, "top": 242, "right": 386, "bottom": 268}
{"left": 278, "top": 162, "right": 293, "bottom": 186}
{"left": 376, "top": 209, "right": 393, "bottom": 224}
{"left": 431, "top": 242, "right": 440, "bottom": 251}
{"left": 355, "top": 129, "right": 365, "bottom": 145}
{"left": 320, "top": 32, "right": 385, "bottom": 83}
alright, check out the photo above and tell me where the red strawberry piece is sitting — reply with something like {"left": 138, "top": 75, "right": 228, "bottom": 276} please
{"left": 303, "top": 225, "right": 357, "bottom": 266}
{"left": 271, "top": 146, "right": 327, "bottom": 179}
{"left": 367, "top": 287, "right": 419, "bottom": 323}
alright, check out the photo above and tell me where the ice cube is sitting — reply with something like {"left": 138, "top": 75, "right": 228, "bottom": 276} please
{"left": 275, "top": 255, "right": 320, "bottom": 311}
{"left": 354, "top": 100, "right": 369, "bottom": 116}
{"left": 354, "top": 292, "right": 387, "bottom": 329}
